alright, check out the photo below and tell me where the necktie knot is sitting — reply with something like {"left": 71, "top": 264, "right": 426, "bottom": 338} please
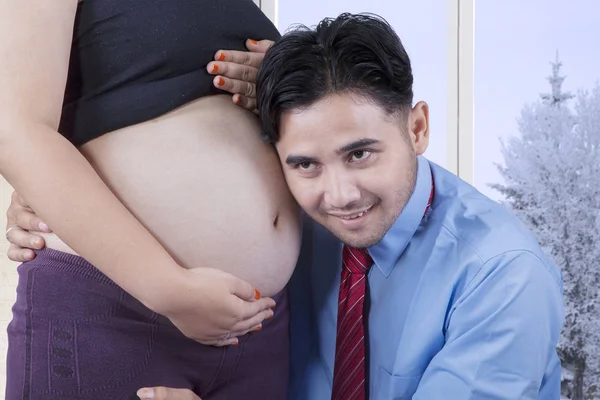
{"left": 342, "top": 245, "right": 373, "bottom": 274}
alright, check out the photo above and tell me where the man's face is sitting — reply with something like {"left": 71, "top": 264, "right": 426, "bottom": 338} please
{"left": 276, "top": 94, "right": 430, "bottom": 248}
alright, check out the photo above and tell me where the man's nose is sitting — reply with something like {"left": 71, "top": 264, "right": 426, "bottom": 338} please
{"left": 322, "top": 171, "right": 361, "bottom": 209}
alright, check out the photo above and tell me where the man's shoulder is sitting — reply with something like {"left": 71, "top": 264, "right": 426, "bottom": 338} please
{"left": 430, "top": 164, "right": 561, "bottom": 286}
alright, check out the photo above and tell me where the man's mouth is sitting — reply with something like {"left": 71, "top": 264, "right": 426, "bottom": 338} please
{"left": 331, "top": 205, "right": 373, "bottom": 220}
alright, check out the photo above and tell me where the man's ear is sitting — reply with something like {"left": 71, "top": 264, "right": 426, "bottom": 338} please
{"left": 408, "top": 101, "right": 429, "bottom": 155}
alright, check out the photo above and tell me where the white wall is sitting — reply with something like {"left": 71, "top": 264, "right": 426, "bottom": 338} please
{"left": 0, "top": 179, "right": 18, "bottom": 397}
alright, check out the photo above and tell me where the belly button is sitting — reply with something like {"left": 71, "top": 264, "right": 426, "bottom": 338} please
{"left": 273, "top": 212, "right": 279, "bottom": 227}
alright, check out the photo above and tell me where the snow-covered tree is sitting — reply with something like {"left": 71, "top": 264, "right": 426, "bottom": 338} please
{"left": 492, "top": 54, "right": 600, "bottom": 400}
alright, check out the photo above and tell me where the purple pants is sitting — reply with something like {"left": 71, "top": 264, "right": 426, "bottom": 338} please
{"left": 6, "top": 248, "right": 290, "bottom": 400}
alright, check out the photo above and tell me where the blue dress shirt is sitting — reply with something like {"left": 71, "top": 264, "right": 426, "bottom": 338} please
{"left": 288, "top": 156, "right": 564, "bottom": 399}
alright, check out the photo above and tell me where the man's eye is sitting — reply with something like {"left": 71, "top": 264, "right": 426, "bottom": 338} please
{"left": 350, "top": 150, "right": 371, "bottom": 162}
{"left": 299, "top": 162, "right": 316, "bottom": 171}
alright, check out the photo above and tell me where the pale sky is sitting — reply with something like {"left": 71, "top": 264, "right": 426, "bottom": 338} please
{"left": 277, "top": 0, "right": 600, "bottom": 201}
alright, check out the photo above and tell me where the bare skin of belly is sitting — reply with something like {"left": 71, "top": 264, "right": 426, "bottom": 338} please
{"left": 37, "top": 95, "right": 302, "bottom": 297}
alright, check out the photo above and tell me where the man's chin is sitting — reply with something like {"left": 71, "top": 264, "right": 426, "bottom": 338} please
{"left": 310, "top": 214, "right": 384, "bottom": 248}
{"left": 329, "top": 229, "right": 384, "bottom": 249}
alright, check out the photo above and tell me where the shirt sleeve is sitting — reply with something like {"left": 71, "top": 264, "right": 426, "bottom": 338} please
{"left": 413, "top": 250, "right": 564, "bottom": 399}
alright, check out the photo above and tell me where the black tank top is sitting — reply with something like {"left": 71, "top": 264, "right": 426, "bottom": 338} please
{"left": 59, "top": 0, "right": 281, "bottom": 146}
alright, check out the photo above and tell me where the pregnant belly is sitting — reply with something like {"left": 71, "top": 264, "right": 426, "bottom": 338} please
{"left": 43, "top": 95, "right": 301, "bottom": 296}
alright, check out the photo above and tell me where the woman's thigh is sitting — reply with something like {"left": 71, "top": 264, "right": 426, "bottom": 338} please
{"left": 6, "top": 248, "right": 290, "bottom": 400}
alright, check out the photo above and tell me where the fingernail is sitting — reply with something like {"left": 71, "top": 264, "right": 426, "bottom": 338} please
{"left": 233, "top": 94, "right": 241, "bottom": 104}
{"left": 253, "top": 325, "right": 262, "bottom": 332}
{"left": 137, "top": 388, "right": 154, "bottom": 399}
{"left": 267, "top": 312, "right": 274, "bottom": 319}
{"left": 218, "top": 52, "right": 226, "bottom": 61}
{"left": 39, "top": 222, "right": 48, "bottom": 231}
{"left": 249, "top": 39, "right": 258, "bottom": 45}
{"left": 25, "top": 250, "right": 35, "bottom": 260}
{"left": 254, "top": 289, "right": 261, "bottom": 300}
{"left": 232, "top": 339, "right": 239, "bottom": 346}
{"left": 217, "top": 77, "right": 225, "bottom": 86}
{"left": 210, "top": 63, "right": 219, "bottom": 73}
{"left": 30, "top": 239, "right": 41, "bottom": 249}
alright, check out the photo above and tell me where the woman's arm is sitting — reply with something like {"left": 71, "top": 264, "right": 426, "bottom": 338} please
{"left": 0, "top": 0, "right": 274, "bottom": 345}
{"left": 0, "top": 0, "right": 179, "bottom": 303}
{"left": 4, "top": 40, "right": 275, "bottom": 263}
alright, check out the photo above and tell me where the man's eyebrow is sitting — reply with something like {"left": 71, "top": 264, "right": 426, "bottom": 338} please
{"left": 335, "top": 139, "right": 380, "bottom": 155}
{"left": 284, "top": 139, "right": 380, "bottom": 165}
{"left": 285, "top": 155, "right": 316, "bottom": 166}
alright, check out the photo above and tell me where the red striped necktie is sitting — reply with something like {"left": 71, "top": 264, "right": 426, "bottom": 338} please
{"left": 331, "top": 245, "right": 373, "bottom": 400}
{"left": 331, "top": 183, "right": 434, "bottom": 400}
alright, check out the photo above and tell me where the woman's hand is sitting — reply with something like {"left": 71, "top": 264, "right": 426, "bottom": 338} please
{"left": 5, "top": 190, "right": 51, "bottom": 262}
{"left": 137, "top": 387, "right": 201, "bottom": 400}
{"left": 156, "top": 267, "right": 275, "bottom": 346}
{"left": 207, "top": 38, "right": 274, "bottom": 113}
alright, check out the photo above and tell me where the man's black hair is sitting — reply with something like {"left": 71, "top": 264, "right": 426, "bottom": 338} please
{"left": 256, "top": 13, "right": 414, "bottom": 143}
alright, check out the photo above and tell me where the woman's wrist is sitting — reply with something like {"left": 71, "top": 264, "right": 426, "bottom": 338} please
{"left": 137, "top": 264, "right": 188, "bottom": 316}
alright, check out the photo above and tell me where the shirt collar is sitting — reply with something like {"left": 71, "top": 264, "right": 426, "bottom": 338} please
{"left": 368, "top": 156, "right": 433, "bottom": 277}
